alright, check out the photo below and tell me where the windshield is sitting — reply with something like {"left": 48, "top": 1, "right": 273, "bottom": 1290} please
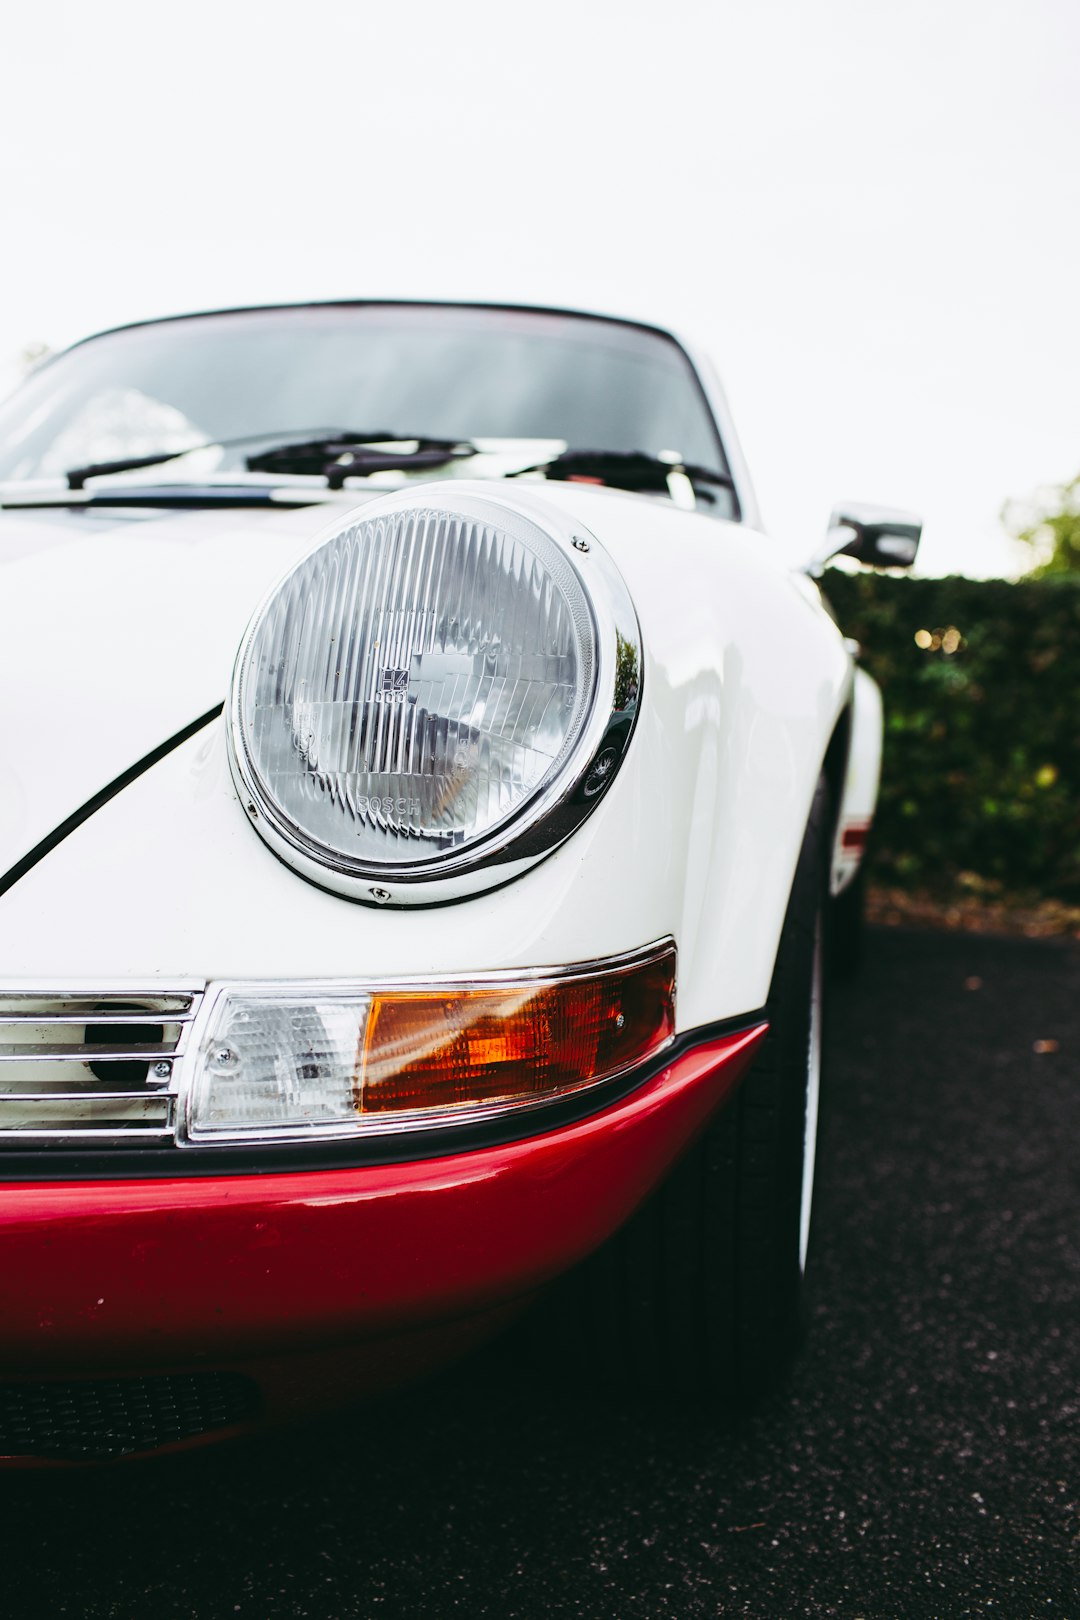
{"left": 0, "top": 303, "right": 733, "bottom": 513}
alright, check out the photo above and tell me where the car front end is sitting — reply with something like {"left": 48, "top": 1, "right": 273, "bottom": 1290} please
{"left": 0, "top": 302, "right": 900, "bottom": 1462}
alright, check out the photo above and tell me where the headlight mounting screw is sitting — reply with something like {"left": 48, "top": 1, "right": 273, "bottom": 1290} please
{"left": 369, "top": 887, "right": 392, "bottom": 904}
{"left": 571, "top": 536, "right": 590, "bottom": 553}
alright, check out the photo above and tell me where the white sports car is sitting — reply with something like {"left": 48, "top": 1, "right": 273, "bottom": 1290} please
{"left": 0, "top": 302, "right": 919, "bottom": 1463}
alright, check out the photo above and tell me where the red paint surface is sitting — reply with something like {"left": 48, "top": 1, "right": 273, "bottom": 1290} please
{"left": 841, "top": 822, "right": 870, "bottom": 852}
{"left": 0, "top": 1026, "right": 764, "bottom": 1380}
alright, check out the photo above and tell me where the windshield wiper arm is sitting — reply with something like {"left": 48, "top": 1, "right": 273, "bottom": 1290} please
{"left": 2, "top": 485, "right": 333, "bottom": 511}
{"left": 511, "top": 448, "right": 735, "bottom": 503}
{"left": 245, "top": 435, "right": 478, "bottom": 488}
{"left": 63, "top": 428, "right": 395, "bottom": 490}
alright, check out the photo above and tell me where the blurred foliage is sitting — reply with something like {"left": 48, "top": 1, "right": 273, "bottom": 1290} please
{"left": 823, "top": 569, "right": 1080, "bottom": 901}
{"left": 1003, "top": 473, "right": 1080, "bottom": 575}
{"left": 614, "top": 631, "right": 640, "bottom": 710}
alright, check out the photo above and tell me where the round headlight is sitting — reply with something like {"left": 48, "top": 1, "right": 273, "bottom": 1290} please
{"left": 230, "top": 486, "right": 640, "bottom": 904}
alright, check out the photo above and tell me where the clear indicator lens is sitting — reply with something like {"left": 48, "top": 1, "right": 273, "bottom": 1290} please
{"left": 236, "top": 502, "right": 597, "bottom": 871}
{"left": 188, "top": 989, "right": 370, "bottom": 1137}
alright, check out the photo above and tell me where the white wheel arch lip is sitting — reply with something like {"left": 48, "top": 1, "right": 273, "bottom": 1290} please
{"left": 800, "top": 905, "right": 825, "bottom": 1273}
{"left": 832, "top": 666, "right": 884, "bottom": 896}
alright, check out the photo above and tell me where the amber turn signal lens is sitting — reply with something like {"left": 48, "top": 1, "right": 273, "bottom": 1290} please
{"left": 357, "top": 944, "right": 676, "bottom": 1120}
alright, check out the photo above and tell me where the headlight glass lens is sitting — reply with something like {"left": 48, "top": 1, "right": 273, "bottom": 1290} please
{"left": 234, "top": 498, "right": 597, "bottom": 874}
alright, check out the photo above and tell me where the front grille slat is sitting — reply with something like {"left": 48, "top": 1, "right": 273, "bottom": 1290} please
{"left": 0, "top": 995, "right": 195, "bottom": 1017}
{"left": 0, "top": 1043, "right": 180, "bottom": 1062}
{"left": 0, "top": 990, "right": 200, "bottom": 1147}
{"left": 0, "top": 1009, "right": 196, "bottom": 1026}
{"left": 0, "top": 1095, "right": 172, "bottom": 1124}
{"left": 0, "top": 1067, "right": 172, "bottom": 1096}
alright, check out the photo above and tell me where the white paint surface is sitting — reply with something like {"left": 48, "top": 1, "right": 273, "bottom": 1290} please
{"left": 0, "top": 481, "right": 852, "bottom": 1029}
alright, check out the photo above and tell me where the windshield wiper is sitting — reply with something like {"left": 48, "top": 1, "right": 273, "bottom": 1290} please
{"left": 2, "top": 485, "right": 335, "bottom": 512}
{"left": 60, "top": 436, "right": 732, "bottom": 505}
{"left": 511, "top": 448, "right": 735, "bottom": 504}
{"left": 63, "top": 428, "right": 396, "bottom": 491}
{"left": 245, "top": 435, "right": 478, "bottom": 488}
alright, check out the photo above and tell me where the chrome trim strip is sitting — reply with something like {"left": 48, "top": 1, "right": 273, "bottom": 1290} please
{"left": 0, "top": 1009, "right": 196, "bottom": 1025}
{"left": 0, "top": 1129, "right": 174, "bottom": 1141}
{"left": 195, "top": 937, "right": 671, "bottom": 996}
{"left": 0, "top": 1044, "right": 179, "bottom": 1062}
{"left": 0, "top": 987, "right": 202, "bottom": 1004}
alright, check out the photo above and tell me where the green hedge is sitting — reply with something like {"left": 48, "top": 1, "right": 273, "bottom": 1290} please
{"left": 822, "top": 570, "right": 1080, "bottom": 900}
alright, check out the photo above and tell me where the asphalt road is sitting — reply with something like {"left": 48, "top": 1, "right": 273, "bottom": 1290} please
{"left": 3, "top": 927, "right": 1077, "bottom": 1619}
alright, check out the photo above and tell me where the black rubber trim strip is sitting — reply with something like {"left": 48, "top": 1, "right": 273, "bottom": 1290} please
{"left": 0, "top": 1009, "right": 768, "bottom": 1182}
{"left": 0, "top": 705, "right": 224, "bottom": 901}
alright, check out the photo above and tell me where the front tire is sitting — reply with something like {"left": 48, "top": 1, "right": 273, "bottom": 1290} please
{"left": 830, "top": 864, "right": 866, "bottom": 980}
{"left": 546, "top": 778, "right": 830, "bottom": 1403}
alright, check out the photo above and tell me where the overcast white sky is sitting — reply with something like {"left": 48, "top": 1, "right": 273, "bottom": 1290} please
{"left": 3, "top": 0, "right": 1078, "bottom": 576}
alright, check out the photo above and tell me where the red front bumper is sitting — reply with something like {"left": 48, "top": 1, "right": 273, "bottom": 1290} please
{"left": 0, "top": 1025, "right": 764, "bottom": 1450}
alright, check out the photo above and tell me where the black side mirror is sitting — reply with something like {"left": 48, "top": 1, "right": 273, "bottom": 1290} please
{"left": 809, "top": 502, "right": 922, "bottom": 575}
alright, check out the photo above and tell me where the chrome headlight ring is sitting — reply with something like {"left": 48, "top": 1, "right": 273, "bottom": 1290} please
{"left": 228, "top": 484, "right": 642, "bottom": 906}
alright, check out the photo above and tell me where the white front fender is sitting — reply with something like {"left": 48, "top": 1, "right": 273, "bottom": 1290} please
{"left": 0, "top": 487, "right": 853, "bottom": 1032}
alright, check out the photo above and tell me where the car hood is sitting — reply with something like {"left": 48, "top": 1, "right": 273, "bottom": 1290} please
{"left": 0, "top": 499, "right": 346, "bottom": 884}
{"left": 0, "top": 483, "right": 777, "bottom": 889}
